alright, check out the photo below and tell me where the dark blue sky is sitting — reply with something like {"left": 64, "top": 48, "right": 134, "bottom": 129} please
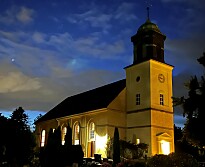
{"left": 0, "top": 0, "right": 204, "bottom": 127}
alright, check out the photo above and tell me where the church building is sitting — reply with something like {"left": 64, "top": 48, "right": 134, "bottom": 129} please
{"left": 35, "top": 16, "right": 174, "bottom": 158}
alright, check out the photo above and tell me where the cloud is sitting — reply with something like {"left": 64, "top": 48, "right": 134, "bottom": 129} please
{"left": 0, "top": 72, "right": 41, "bottom": 93}
{"left": 114, "top": 2, "right": 137, "bottom": 21}
{"left": 161, "top": 0, "right": 205, "bottom": 8}
{"left": 165, "top": 34, "right": 205, "bottom": 76}
{"left": 16, "top": 7, "right": 34, "bottom": 24}
{"left": 0, "top": 28, "right": 126, "bottom": 111}
{"left": 73, "top": 37, "right": 125, "bottom": 59}
{"left": 66, "top": 2, "right": 137, "bottom": 32}
{"left": 85, "top": 14, "right": 112, "bottom": 29}
{"left": 66, "top": 9, "right": 112, "bottom": 32}
{"left": 0, "top": 68, "right": 124, "bottom": 112}
{"left": 0, "top": 6, "right": 35, "bottom": 25}
{"left": 32, "top": 32, "right": 46, "bottom": 43}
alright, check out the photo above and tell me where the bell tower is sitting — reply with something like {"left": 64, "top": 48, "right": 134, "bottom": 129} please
{"left": 131, "top": 15, "right": 166, "bottom": 64}
{"left": 125, "top": 12, "right": 174, "bottom": 156}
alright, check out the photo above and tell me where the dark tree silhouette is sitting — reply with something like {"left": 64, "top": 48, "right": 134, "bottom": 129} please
{"left": 0, "top": 114, "right": 8, "bottom": 165}
{"left": 63, "top": 123, "right": 73, "bottom": 166}
{"left": 113, "top": 127, "right": 120, "bottom": 165}
{"left": 175, "top": 53, "right": 205, "bottom": 157}
{"left": 174, "top": 125, "right": 183, "bottom": 142}
{"left": 43, "top": 128, "right": 56, "bottom": 167}
{"left": 43, "top": 126, "right": 64, "bottom": 167}
{"left": 64, "top": 122, "right": 72, "bottom": 147}
{"left": 0, "top": 107, "right": 36, "bottom": 166}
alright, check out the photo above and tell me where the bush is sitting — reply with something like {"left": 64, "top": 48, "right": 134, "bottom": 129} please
{"left": 147, "top": 154, "right": 171, "bottom": 167}
{"left": 134, "top": 161, "right": 146, "bottom": 167}
{"left": 147, "top": 153, "right": 199, "bottom": 167}
{"left": 169, "top": 153, "right": 199, "bottom": 167}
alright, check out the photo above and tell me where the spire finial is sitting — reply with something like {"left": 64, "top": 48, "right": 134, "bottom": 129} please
{"left": 147, "top": 6, "right": 150, "bottom": 20}
{"left": 145, "top": 1, "right": 152, "bottom": 21}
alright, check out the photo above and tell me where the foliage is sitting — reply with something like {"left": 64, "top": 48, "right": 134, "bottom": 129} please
{"left": 41, "top": 126, "right": 63, "bottom": 167}
{"left": 63, "top": 123, "right": 74, "bottom": 166}
{"left": 40, "top": 125, "right": 84, "bottom": 167}
{"left": 107, "top": 136, "right": 148, "bottom": 160}
{"left": 175, "top": 139, "right": 199, "bottom": 158}
{"left": 147, "top": 153, "right": 199, "bottom": 167}
{"left": 33, "top": 114, "right": 43, "bottom": 124}
{"left": 101, "top": 162, "right": 112, "bottom": 167}
{"left": 64, "top": 122, "right": 72, "bottom": 147}
{"left": 133, "top": 161, "right": 147, "bottom": 167}
{"left": 120, "top": 140, "right": 148, "bottom": 159}
{"left": 174, "top": 125, "right": 183, "bottom": 142}
{"left": 169, "top": 153, "right": 199, "bottom": 167}
{"left": 174, "top": 53, "right": 205, "bottom": 153}
{"left": 174, "top": 125, "right": 200, "bottom": 160}
{"left": 147, "top": 154, "right": 171, "bottom": 167}
{"left": 113, "top": 127, "right": 120, "bottom": 165}
{"left": 0, "top": 107, "right": 36, "bottom": 167}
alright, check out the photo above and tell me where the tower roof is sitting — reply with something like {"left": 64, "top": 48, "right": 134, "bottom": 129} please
{"left": 137, "top": 19, "right": 161, "bottom": 34}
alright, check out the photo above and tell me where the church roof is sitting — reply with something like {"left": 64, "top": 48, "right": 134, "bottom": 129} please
{"left": 35, "top": 79, "right": 126, "bottom": 123}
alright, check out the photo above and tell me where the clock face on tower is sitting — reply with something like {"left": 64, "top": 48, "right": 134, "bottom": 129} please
{"left": 158, "top": 74, "right": 165, "bottom": 83}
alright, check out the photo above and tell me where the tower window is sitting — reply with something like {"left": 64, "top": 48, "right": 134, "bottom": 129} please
{"left": 160, "top": 94, "right": 164, "bottom": 105}
{"left": 136, "top": 94, "right": 140, "bottom": 105}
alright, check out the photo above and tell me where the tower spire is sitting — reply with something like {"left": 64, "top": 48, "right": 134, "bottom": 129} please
{"left": 147, "top": 6, "right": 150, "bottom": 20}
{"left": 145, "top": 0, "right": 152, "bottom": 21}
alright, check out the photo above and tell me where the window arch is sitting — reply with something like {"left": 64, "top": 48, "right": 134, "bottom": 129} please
{"left": 74, "top": 122, "right": 80, "bottom": 145}
{"left": 89, "top": 122, "right": 95, "bottom": 141}
{"left": 41, "top": 130, "right": 46, "bottom": 147}
{"left": 62, "top": 126, "right": 67, "bottom": 145}
{"left": 87, "top": 121, "right": 96, "bottom": 157}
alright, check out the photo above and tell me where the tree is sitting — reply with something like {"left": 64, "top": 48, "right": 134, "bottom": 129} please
{"left": 0, "top": 107, "right": 36, "bottom": 166}
{"left": 64, "top": 122, "right": 72, "bottom": 147}
{"left": 42, "top": 126, "right": 64, "bottom": 167}
{"left": 113, "top": 127, "right": 120, "bottom": 165}
{"left": 174, "top": 125, "right": 183, "bottom": 142}
{"left": 0, "top": 114, "right": 8, "bottom": 165}
{"left": 175, "top": 53, "right": 205, "bottom": 157}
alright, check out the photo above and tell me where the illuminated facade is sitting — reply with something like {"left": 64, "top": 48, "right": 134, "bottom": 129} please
{"left": 35, "top": 18, "right": 174, "bottom": 157}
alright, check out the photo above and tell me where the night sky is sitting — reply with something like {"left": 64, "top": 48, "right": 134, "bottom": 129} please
{"left": 0, "top": 0, "right": 204, "bottom": 127}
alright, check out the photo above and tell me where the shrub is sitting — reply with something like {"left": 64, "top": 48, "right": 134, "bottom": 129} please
{"left": 147, "top": 153, "right": 199, "bottom": 167}
{"left": 134, "top": 161, "right": 146, "bottom": 167}
{"left": 147, "top": 154, "right": 171, "bottom": 167}
{"left": 169, "top": 153, "right": 199, "bottom": 167}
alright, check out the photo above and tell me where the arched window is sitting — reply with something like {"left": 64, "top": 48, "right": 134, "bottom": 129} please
{"left": 74, "top": 122, "right": 80, "bottom": 145}
{"left": 89, "top": 122, "right": 95, "bottom": 140}
{"left": 87, "top": 122, "right": 95, "bottom": 157}
{"left": 62, "top": 127, "right": 67, "bottom": 145}
{"left": 41, "top": 130, "right": 46, "bottom": 147}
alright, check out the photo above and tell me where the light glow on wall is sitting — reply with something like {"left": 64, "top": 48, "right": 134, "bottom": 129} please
{"left": 160, "top": 140, "right": 170, "bottom": 155}
{"left": 95, "top": 134, "right": 108, "bottom": 158}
